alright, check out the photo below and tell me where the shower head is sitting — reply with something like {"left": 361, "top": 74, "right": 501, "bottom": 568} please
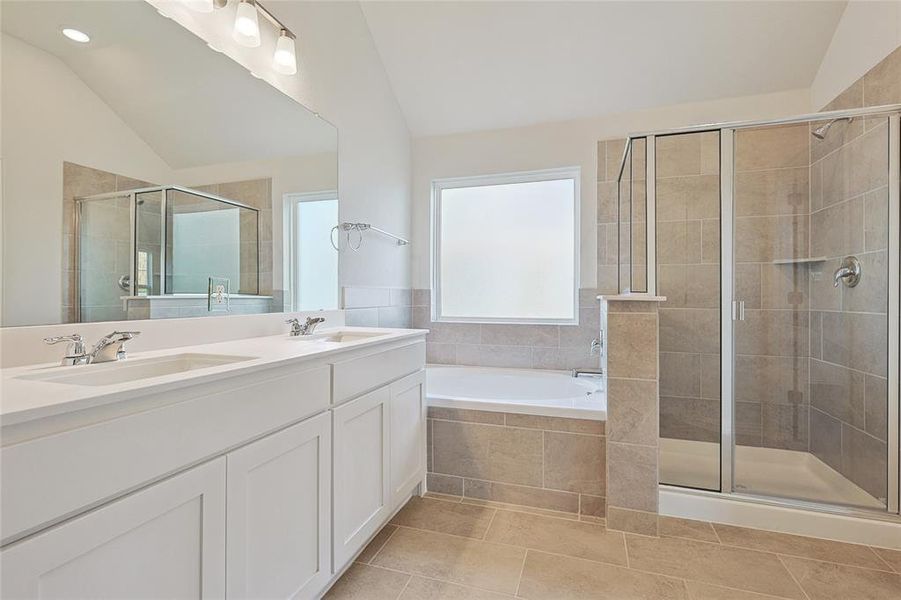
{"left": 812, "top": 117, "right": 853, "bottom": 140}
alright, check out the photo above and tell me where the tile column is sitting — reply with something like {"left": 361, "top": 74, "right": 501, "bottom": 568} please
{"left": 600, "top": 294, "right": 665, "bottom": 536}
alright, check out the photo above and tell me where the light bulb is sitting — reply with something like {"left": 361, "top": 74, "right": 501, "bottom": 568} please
{"left": 184, "top": 0, "right": 214, "bottom": 12}
{"left": 233, "top": 0, "right": 260, "bottom": 48}
{"left": 273, "top": 29, "right": 297, "bottom": 75}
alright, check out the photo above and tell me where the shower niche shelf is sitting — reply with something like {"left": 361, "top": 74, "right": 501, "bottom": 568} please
{"left": 771, "top": 256, "right": 827, "bottom": 265}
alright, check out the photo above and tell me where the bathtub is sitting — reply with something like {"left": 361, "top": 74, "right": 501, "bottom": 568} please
{"left": 426, "top": 365, "right": 606, "bottom": 420}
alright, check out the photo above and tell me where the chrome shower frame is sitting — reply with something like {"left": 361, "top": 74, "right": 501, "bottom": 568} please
{"left": 617, "top": 103, "right": 901, "bottom": 521}
{"left": 74, "top": 185, "right": 261, "bottom": 322}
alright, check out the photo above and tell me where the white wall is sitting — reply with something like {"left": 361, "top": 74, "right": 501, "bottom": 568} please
{"left": 412, "top": 88, "right": 811, "bottom": 289}
{"left": 811, "top": 1, "right": 901, "bottom": 110}
{"left": 149, "top": 0, "right": 412, "bottom": 291}
{"left": 0, "top": 33, "right": 174, "bottom": 327}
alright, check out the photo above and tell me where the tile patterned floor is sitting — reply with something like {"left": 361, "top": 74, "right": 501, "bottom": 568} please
{"left": 324, "top": 494, "right": 901, "bottom": 600}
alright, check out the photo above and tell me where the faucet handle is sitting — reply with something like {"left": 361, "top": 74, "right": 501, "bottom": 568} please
{"left": 43, "top": 334, "right": 87, "bottom": 365}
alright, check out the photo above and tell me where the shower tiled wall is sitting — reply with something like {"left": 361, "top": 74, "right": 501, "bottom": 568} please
{"left": 804, "top": 45, "right": 900, "bottom": 501}
{"left": 62, "top": 162, "right": 155, "bottom": 323}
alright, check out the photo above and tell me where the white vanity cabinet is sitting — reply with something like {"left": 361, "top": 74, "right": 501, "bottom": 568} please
{"left": 331, "top": 366, "right": 427, "bottom": 572}
{"left": 332, "top": 385, "right": 391, "bottom": 570}
{"left": 0, "top": 457, "right": 227, "bottom": 599}
{"left": 226, "top": 412, "right": 332, "bottom": 600}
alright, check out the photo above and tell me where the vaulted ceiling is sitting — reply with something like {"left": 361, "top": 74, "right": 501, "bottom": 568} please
{"left": 360, "top": 1, "right": 847, "bottom": 137}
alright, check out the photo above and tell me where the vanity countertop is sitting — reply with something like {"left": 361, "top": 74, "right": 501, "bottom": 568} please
{"left": 0, "top": 327, "right": 427, "bottom": 427}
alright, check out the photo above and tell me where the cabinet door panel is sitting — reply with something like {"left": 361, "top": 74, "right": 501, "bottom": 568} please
{"left": 389, "top": 370, "right": 426, "bottom": 507}
{"left": 226, "top": 412, "right": 331, "bottom": 600}
{"left": 332, "top": 386, "right": 390, "bottom": 570}
{"left": 1, "top": 458, "right": 226, "bottom": 599}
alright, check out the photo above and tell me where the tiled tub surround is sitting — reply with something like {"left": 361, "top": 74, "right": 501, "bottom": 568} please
{"left": 412, "top": 289, "right": 601, "bottom": 370}
{"left": 343, "top": 286, "right": 413, "bottom": 328}
{"left": 326, "top": 494, "right": 901, "bottom": 600}
{"left": 601, "top": 296, "right": 662, "bottom": 536}
{"left": 426, "top": 407, "right": 606, "bottom": 521}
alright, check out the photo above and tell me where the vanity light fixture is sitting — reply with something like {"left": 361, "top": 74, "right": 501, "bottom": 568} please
{"left": 61, "top": 28, "right": 90, "bottom": 43}
{"left": 233, "top": 0, "right": 261, "bottom": 47}
{"left": 273, "top": 29, "right": 297, "bottom": 75}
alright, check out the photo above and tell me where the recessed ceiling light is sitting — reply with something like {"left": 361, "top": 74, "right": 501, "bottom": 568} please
{"left": 62, "top": 28, "right": 90, "bottom": 43}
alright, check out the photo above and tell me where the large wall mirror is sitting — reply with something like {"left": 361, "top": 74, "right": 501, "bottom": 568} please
{"left": 1, "top": 0, "right": 338, "bottom": 326}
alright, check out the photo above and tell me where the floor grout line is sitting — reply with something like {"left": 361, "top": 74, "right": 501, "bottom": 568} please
{"left": 513, "top": 548, "right": 529, "bottom": 599}
{"left": 366, "top": 525, "right": 401, "bottom": 565}
{"left": 481, "top": 506, "right": 500, "bottom": 540}
{"left": 776, "top": 554, "right": 813, "bottom": 600}
{"left": 392, "top": 573, "right": 413, "bottom": 600}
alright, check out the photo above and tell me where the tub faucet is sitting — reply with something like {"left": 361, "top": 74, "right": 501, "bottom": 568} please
{"left": 572, "top": 368, "right": 603, "bottom": 378}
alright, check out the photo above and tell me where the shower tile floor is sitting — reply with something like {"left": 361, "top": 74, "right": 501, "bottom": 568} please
{"left": 325, "top": 494, "right": 901, "bottom": 600}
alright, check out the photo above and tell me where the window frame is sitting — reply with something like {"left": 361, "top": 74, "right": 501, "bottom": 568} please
{"left": 430, "top": 167, "right": 581, "bottom": 325}
{"left": 283, "top": 190, "right": 339, "bottom": 312}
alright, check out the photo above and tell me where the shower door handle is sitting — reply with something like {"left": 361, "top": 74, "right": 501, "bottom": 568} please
{"left": 732, "top": 300, "right": 745, "bottom": 321}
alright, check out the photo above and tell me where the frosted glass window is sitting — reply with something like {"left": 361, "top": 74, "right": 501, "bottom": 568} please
{"left": 294, "top": 198, "right": 338, "bottom": 310}
{"left": 435, "top": 170, "right": 578, "bottom": 323}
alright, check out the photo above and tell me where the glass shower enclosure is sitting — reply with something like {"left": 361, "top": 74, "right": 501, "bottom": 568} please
{"left": 75, "top": 186, "right": 260, "bottom": 322}
{"left": 616, "top": 104, "right": 900, "bottom": 516}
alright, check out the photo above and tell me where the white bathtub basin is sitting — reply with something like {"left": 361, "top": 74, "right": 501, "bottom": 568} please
{"left": 426, "top": 366, "right": 605, "bottom": 420}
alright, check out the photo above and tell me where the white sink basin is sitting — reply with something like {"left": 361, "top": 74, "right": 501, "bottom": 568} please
{"left": 289, "top": 330, "right": 390, "bottom": 344}
{"left": 17, "top": 353, "right": 256, "bottom": 387}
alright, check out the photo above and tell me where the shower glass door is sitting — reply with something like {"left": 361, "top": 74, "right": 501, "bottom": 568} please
{"left": 730, "top": 114, "right": 895, "bottom": 510}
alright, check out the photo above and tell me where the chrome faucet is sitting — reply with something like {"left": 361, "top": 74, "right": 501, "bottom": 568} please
{"left": 89, "top": 331, "right": 141, "bottom": 363}
{"left": 43, "top": 331, "right": 140, "bottom": 365}
{"left": 286, "top": 316, "right": 326, "bottom": 336}
{"left": 833, "top": 256, "right": 861, "bottom": 288}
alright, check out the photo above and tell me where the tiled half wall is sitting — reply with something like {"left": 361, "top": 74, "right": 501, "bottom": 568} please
{"left": 426, "top": 407, "right": 606, "bottom": 521}
{"left": 342, "top": 286, "right": 413, "bottom": 328}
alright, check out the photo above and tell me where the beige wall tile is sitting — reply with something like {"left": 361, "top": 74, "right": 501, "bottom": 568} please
{"left": 391, "top": 497, "right": 496, "bottom": 539}
{"left": 463, "top": 479, "right": 579, "bottom": 513}
{"left": 735, "top": 168, "right": 809, "bottom": 217}
{"left": 428, "top": 407, "right": 506, "bottom": 425}
{"left": 372, "top": 527, "right": 525, "bottom": 595}
{"left": 579, "top": 493, "right": 606, "bottom": 518}
{"left": 656, "top": 175, "right": 719, "bottom": 221}
{"left": 504, "top": 413, "right": 604, "bottom": 435}
{"left": 735, "top": 355, "right": 808, "bottom": 405}
{"left": 660, "top": 396, "right": 720, "bottom": 443}
{"left": 862, "top": 45, "right": 901, "bottom": 106}
{"left": 810, "top": 359, "right": 865, "bottom": 429}
{"left": 659, "top": 308, "right": 720, "bottom": 354}
{"left": 810, "top": 197, "right": 864, "bottom": 259}
{"left": 735, "top": 215, "right": 808, "bottom": 263}
{"left": 657, "top": 133, "right": 702, "bottom": 177}
{"left": 683, "top": 264, "right": 720, "bottom": 309}
{"left": 427, "top": 343, "right": 457, "bottom": 364}
{"left": 607, "top": 442, "right": 657, "bottom": 513}
{"left": 606, "top": 312, "right": 658, "bottom": 379}
{"left": 700, "top": 353, "right": 721, "bottom": 400}
{"left": 480, "top": 324, "right": 559, "bottom": 347}
{"left": 807, "top": 263, "right": 842, "bottom": 311}
{"left": 518, "top": 549, "right": 687, "bottom": 600}
{"left": 625, "top": 534, "right": 805, "bottom": 599}
{"left": 842, "top": 251, "right": 887, "bottom": 313}
{"left": 660, "top": 352, "right": 701, "bottom": 398}
{"left": 735, "top": 124, "right": 808, "bottom": 172}
{"left": 427, "top": 473, "right": 464, "bottom": 496}
{"left": 735, "top": 310, "right": 809, "bottom": 357}
{"left": 657, "top": 220, "right": 702, "bottom": 264}
{"left": 841, "top": 423, "right": 887, "bottom": 500}
{"left": 606, "top": 139, "right": 626, "bottom": 181}
{"left": 323, "top": 564, "right": 409, "bottom": 600}
{"left": 543, "top": 431, "right": 606, "bottom": 495}
{"left": 700, "top": 219, "right": 720, "bottom": 264}
{"left": 735, "top": 263, "right": 762, "bottom": 308}
{"left": 607, "top": 378, "right": 658, "bottom": 445}
{"left": 760, "top": 403, "right": 809, "bottom": 452}
{"left": 606, "top": 507, "right": 659, "bottom": 536}
{"left": 432, "top": 420, "right": 542, "bottom": 486}
{"left": 821, "top": 311, "right": 887, "bottom": 377}
{"left": 455, "top": 344, "right": 532, "bottom": 369}
{"left": 759, "top": 264, "right": 807, "bottom": 310}
{"left": 598, "top": 181, "right": 618, "bottom": 223}
{"left": 484, "top": 510, "right": 627, "bottom": 566}
{"left": 865, "top": 374, "right": 888, "bottom": 441}
{"left": 864, "top": 187, "right": 889, "bottom": 251}
{"left": 781, "top": 555, "right": 901, "bottom": 600}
